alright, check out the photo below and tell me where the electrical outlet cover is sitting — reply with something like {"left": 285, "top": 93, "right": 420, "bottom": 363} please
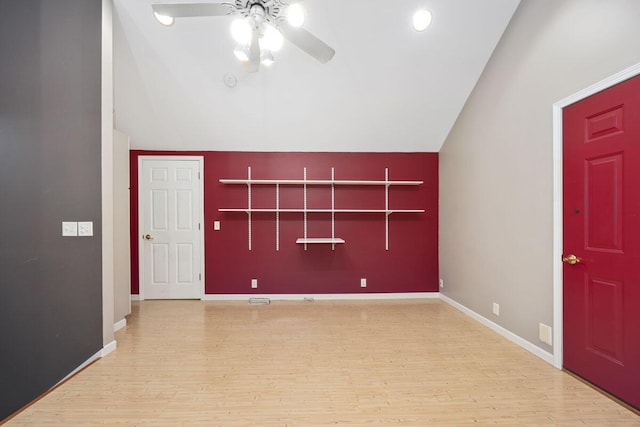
{"left": 539, "top": 323, "right": 553, "bottom": 345}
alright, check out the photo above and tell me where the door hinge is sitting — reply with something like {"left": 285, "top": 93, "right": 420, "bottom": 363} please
{"left": 198, "top": 223, "right": 201, "bottom": 230}
{"left": 198, "top": 171, "right": 201, "bottom": 179}
{"left": 199, "top": 273, "right": 202, "bottom": 281}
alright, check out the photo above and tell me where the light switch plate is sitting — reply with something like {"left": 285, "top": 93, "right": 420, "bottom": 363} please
{"left": 78, "top": 221, "right": 93, "bottom": 237}
{"left": 492, "top": 302, "right": 500, "bottom": 316}
{"left": 62, "top": 221, "right": 78, "bottom": 237}
{"left": 214, "top": 221, "right": 221, "bottom": 231}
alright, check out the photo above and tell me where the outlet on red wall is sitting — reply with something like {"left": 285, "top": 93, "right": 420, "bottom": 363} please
{"left": 130, "top": 151, "right": 438, "bottom": 295}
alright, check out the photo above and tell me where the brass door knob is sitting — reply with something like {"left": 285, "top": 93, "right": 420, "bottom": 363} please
{"left": 562, "top": 254, "right": 580, "bottom": 265}
{"left": 144, "top": 234, "right": 154, "bottom": 240}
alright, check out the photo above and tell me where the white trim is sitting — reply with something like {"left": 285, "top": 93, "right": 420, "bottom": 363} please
{"left": 202, "top": 292, "right": 440, "bottom": 301}
{"left": 57, "top": 350, "right": 101, "bottom": 386}
{"left": 551, "top": 62, "right": 640, "bottom": 370}
{"left": 56, "top": 340, "right": 117, "bottom": 387}
{"left": 101, "top": 0, "right": 115, "bottom": 349}
{"left": 137, "top": 156, "right": 205, "bottom": 301}
{"left": 114, "top": 318, "right": 127, "bottom": 332}
{"left": 131, "top": 294, "right": 141, "bottom": 301}
{"left": 551, "top": 103, "right": 564, "bottom": 369}
{"left": 440, "top": 294, "right": 555, "bottom": 366}
{"left": 102, "top": 340, "right": 117, "bottom": 357}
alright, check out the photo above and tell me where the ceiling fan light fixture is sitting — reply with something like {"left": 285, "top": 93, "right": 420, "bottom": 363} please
{"left": 231, "top": 18, "right": 252, "bottom": 45}
{"left": 259, "top": 24, "right": 284, "bottom": 52}
{"left": 153, "top": 11, "right": 174, "bottom": 27}
{"left": 233, "top": 44, "right": 250, "bottom": 62}
{"left": 412, "top": 9, "right": 432, "bottom": 31}
{"left": 149, "top": 1, "right": 335, "bottom": 70}
{"left": 286, "top": 3, "right": 305, "bottom": 27}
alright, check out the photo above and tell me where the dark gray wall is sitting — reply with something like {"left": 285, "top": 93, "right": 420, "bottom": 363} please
{"left": 0, "top": 0, "right": 103, "bottom": 419}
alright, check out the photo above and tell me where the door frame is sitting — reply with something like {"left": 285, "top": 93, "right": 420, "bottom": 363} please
{"left": 552, "top": 62, "right": 640, "bottom": 369}
{"left": 137, "top": 155, "right": 205, "bottom": 301}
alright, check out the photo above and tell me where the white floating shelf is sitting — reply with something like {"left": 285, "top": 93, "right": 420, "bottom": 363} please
{"left": 296, "top": 238, "right": 345, "bottom": 244}
{"left": 220, "top": 179, "right": 422, "bottom": 186}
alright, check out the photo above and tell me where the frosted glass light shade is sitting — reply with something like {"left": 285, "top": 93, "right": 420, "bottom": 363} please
{"left": 154, "top": 12, "right": 174, "bottom": 26}
{"left": 259, "top": 24, "right": 284, "bottom": 52}
{"left": 287, "top": 3, "right": 305, "bottom": 27}
{"left": 231, "top": 18, "right": 252, "bottom": 45}
{"left": 261, "top": 51, "right": 275, "bottom": 66}
{"left": 233, "top": 44, "right": 250, "bottom": 62}
{"left": 412, "top": 9, "right": 432, "bottom": 31}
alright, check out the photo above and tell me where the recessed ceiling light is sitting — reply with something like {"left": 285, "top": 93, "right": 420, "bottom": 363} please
{"left": 153, "top": 11, "right": 174, "bottom": 27}
{"left": 412, "top": 9, "right": 432, "bottom": 32}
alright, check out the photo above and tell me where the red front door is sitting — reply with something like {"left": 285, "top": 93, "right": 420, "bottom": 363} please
{"left": 563, "top": 74, "right": 640, "bottom": 408}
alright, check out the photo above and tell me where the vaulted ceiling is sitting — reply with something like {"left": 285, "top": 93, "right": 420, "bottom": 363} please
{"left": 113, "top": 0, "right": 520, "bottom": 152}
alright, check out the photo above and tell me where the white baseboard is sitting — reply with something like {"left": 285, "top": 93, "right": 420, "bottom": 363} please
{"left": 439, "top": 294, "right": 555, "bottom": 366}
{"left": 131, "top": 294, "right": 141, "bottom": 301}
{"left": 202, "top": 292, "right": 440, "bottom": 301}
{"left": 102, "top": 340, "right": 117, "bottom": 357}
{"left": 56, "top": 339, "right": 116, "bottom": 386}
{"left": 114, "top": 318, "right": 127, "bottom": 332}
{"left": 57, "top": 350, "right": 101, "bottom": 386}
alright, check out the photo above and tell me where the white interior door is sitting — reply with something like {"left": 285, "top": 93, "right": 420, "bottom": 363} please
{"left": 139, "top": 157, "right": 203, "bottom": 299}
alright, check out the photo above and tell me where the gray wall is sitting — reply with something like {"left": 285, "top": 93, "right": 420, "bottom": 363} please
{"left": 0, "top": 0, "right": 103, "bottom": 419}
{"left": 439, "top": 0, "right": 640, "bottom": 353}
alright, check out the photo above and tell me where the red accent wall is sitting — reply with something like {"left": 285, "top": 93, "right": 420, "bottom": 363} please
{"left": 130, "top": 151, "right": 438, "bottom": 294}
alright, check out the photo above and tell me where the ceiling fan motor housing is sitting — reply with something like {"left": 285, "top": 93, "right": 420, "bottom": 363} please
{"left": 235, "top": 0, "right": 285, "bottom": 24}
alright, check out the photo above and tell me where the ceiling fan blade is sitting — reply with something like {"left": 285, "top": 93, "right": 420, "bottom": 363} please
{"left": 279, "top": 23, "right": 335, "bottom": 64}
{"left": 152, "top": 3, "right": 236, "bottom": 18}
{"left": 245, "top": 30, "right": 261, "bottom": 73}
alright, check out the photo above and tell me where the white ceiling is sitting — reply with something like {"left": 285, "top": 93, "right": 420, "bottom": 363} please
{"left": 113, "top": 0, "right": 520, "bottom": 152}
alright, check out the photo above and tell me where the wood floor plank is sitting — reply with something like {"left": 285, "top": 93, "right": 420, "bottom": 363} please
{"left": 4, "top": 300, "right": 640, "bottom": 426}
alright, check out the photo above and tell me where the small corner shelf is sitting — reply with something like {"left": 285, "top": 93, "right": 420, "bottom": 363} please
{"left": 219, "top": 166, "right": 425, "bottom": 251}
{"left": 296, "top": 238, "right": 346, "bottom": 244}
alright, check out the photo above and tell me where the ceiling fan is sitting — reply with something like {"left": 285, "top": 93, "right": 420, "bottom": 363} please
{"left": 151, "top": 1, "right": 336, "bottom": 72}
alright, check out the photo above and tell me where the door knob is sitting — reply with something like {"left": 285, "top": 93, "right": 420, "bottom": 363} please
{"left": 143, "top": 234, "right": 154, "bottom": 240}
{"left": 562, "top": 254, "right": 580, "bottom": 265}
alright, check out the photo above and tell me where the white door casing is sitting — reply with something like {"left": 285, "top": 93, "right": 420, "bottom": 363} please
{"left": 138, "top": 156, "right": 204, "bottom": 299}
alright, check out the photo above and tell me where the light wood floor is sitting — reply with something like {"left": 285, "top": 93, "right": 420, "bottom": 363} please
{"left": 5, "top": 299, "right": 640, "bottom": 426}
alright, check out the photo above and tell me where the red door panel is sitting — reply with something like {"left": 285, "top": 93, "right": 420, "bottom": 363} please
{"left": 563, "top": 74, "right": 640, "bottom": 409}
{"left": 585, "top": 155, "right": 623, "bottom": 251}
